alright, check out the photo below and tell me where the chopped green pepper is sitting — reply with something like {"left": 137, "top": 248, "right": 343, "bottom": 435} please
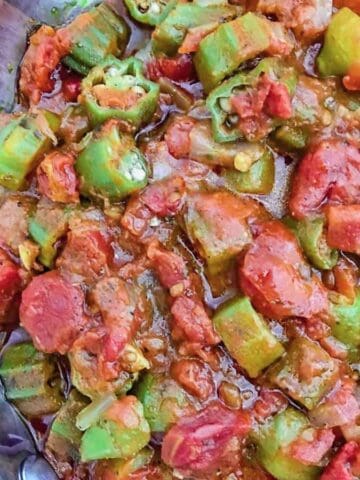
{"left": 152, "top": 2, "right": 238, "bottom": 56}
{"left": 273, "top": 125, "right": 309, "bottom": 152}
{"left": 0, "top": 111, "right": 60, "bottom": 190}
{"left": 253, "top": 407, "right": 321, "bottom": 480}
{"left": 136, "top": 372, "right": 192, "bottom": 433}
{"left": 62, "top": 4, "right": 129, "bottom": 76}
{"left": 213, "top": 296, "right": 284, "bottom": 378}
{"left": 81, "top": 55, "right": 159, "bottom": 129}
{"left": 207, "top": 58, "right": 297, "bottom": 142}
{"left": 75, "top": 122, "right": 148, "bottom": 201}
{"left": 80, "top": 396, "right": 150, "bottom": 462}
{"left": 317, "top": 8, "right": 360, "bottom": 78}
{"left": 194, "top": 13, "right": 272, "bottom": 93}
{"left": 284, "top": 216, "right": 338, "bottom": 270}
{"left": 221, "top": 149, "right": 275, "bottom": 195}
{"left": 124, "top": 0, "right": 177, "bottom": 26}
{"left": 0, "top": 342, "right": 63, "bottom": 417}
{"left": 331, "top": 290, "right": 360, "bottom": 362}
{"left": 46, "top": 389, "right": 89, "bottom": 465}
{"left": 28, "top": 200, "right": 72, "bottom": 268}
{"left": 268, "top": 337, "right": 339, "bottom": 410}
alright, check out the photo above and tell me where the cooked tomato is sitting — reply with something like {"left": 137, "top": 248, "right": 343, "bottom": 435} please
{"left": 171, "top": 358, "right": 214, "bottom": 400}
{"left": 289, "top": 140, "right": 360, "bottom": 219}
{"left": 20, "top": 271, "right": 86, "bottom": 354}
{"left": 164, "top": 116, "right": 196, "bottom": 158}
{"left": 0, "top": 250, "right": 22, "bottom": 323}
{"left": 147, "top": 243, "right": 188, "bottom": 290}
{"left": 147, "top": 54, "right": 195, "bottom": 82}
{"left": 161, "top": 403, "right": 251, "bottom": 475}
{"left": 326, "top": 205, "right": 360, "bottom": 255}
{"left": 321, "top": 441, "right": 360, "bottom": 480}
{"left": 239, "top": 221, "right": 329, "bottom": 319}
{"left": 37, "top": 151, "right": 79, "bottom": 203}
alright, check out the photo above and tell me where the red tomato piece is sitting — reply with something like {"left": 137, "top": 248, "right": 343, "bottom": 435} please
{"left": 19, "top": 26, "right": 70, "bottom": 105}
{"left": 171, "top": 295, "right": 220, "bottom": 347}
{"left": 333, "top": 257, "right": 358, "bottom": 303}
{"left": 343, "top": 61, "right": 360, "bottom": 91}
{"left": 334, "top": 0, "right": 360, "bottom": 15}
{"left": 253, "top": 388, "right": 288, "bottom": 423}
{"left": 59, "top": 66, "right": 82, "bottom": 102}
{"left": 57, "top": 221, "right": 112, "bottom": 282}
{"left": 147, "top": 242, "right": 187, "bottom": 291}
{"left": 121, "top": 196, "right": 154, "bottom": 238}
{"left": 287, "top": 428, "right": 335, "bottom": 465}
{"left": 171, "top": 358, "right": 214, "bottom": 400}
{"left": 289, "top": 140, "right": 360, "bottom": 219}
{"left": 0, "top": 250, "right": 22, "bottom": 323}
{"left": 147, "top": 54, "right": 195, "bottom": 82}
{"left": 178, "top": 23, "right": 219, "bottom": 54}
{"left": 20, "top": 271, "right": 86, "bottom": 354}
{"left": 141, "top": 177, "right": 186, "bottom": 217}
{"left": 239, "top": 221, "right": 329, "bottom": 320}
{"left": 326, "top": 205, "right": 360, "bottom": 255}
{"left": 164, "top": 116, "right": 196, "bottom": 158}
{"left": 264, "top": 82, "right": 293, "bottom": 119}
{"left": 321, "top": 441, "right": 360, "bottom": 480}
{"left": 161, "top": 403, "right": 251, "bottom": 475}
{"left": 37, "top": 150, "right": 79, "bottom": 203}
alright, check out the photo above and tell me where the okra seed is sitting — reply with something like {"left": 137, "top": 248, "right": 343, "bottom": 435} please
{"left": 225, "top": 114, "right": 238, "bottom": 127}
{"left": 131, "top": 85, "right": 146, "bottom": 95}
{"left": 234, "top": 152, "right": 253, "bottom": 173}
{"left": 149, "top": 2, "right": 161, "bottom": 14}
{"left": 219, "top": 97, "right": 232, "bottom": 113}
{"left": 149, "top": 216, "right": 161, "bottom": 227}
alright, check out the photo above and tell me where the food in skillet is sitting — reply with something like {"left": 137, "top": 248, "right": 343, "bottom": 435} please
{"left": 0, "top": 0, "right": 360, "bottom": 479}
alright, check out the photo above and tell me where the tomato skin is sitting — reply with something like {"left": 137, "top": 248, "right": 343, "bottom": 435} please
{"left": 320, "top": 441, "right": 360, "bottom": 480}
{"left": 141, "top": 177, "right": 186, "bottom": 217}
{"left": 0, "top": 250, "right": 22, "bottom": 323}
{"left": 171, "top": 295, "right": 220, "bottom": 347}
{"left": 147, "top": 243, "right": 187, "bottom": 290}
{"left": 57, "top": 222, "right": 112, "bottom": 282}
{"left": 37, "top": 151, "right": 79, "bottom": 203}
{"left": 161, "top": 403, "right": 251, "bottom": 475}
{"left": 164, "top": 117, "right": 196, "bottom": 158}
{"left": 287, "top": 428, "right": 335, "bottom": 465}
{"left": 289, "top": 140, "right": 360, "bottom": 219}
{"left": 20, "top": 271, "right": 86, "bottom": 354}
{"left": 326, "top": 205, "right": 360, "bottom": 255}
{"left": 19, "top": 26, "right": 70, "bottom": 104}
{"left": 147, "top": 54, "right": 195, "bottom": 82}
{"left": 264, "top": 82, "right": 292, "bottom": 119}
{"left": 171, "top": 358, "right": 214, "bottom": 400}
{"left": 239, "top": 221, "right": 329, "bottom": 320}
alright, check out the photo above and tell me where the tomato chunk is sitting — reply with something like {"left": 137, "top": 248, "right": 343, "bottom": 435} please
{"left": 147, "top": 54, "right": 195, "bottom": 82}
{"left": 161, "top": 403, "right": 251, "bottom": 475}
{"left": 147, "top": 243, "right": 187, "bottom": 291}
{"left": 289, "top": 140, "right": 360, "bottom": 219}
{"left": 57, "top": 220, "right": 112, "bottom": 282}
{"left": 321, "top": 441, "right": 360, "bottom": 480}
{"left": 20, "top": 271, "right": 86, "bottom": 354}
{"left": 287, "top": 428, "right": 335, "bottom": 465}
{"left": 141, "top": 177, "right": 186, "bottom": 217}
{"left": 37, "top": 150, "right": 79, "bottom": 203}
{"left": 165, "top": 116, "right": 196, "bottom": 159}
{"left": 0, "top": 250, "right": 22, "bottom": 323}
{"left": 171, "top": 358, "right": 214, "bottom": 400}
{"left": 239, "top": 221, "right": 329, "bottom": 320}
{"left": 19, "top": 26, "right": 70, "bottom": 105}
{"left": 326, "top": 205, "right": 360, "bottom": 255}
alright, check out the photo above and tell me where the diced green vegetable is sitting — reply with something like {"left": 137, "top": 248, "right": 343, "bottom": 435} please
{"left": 284, "top": 216, "right": 338, "bottom": 270}
{"left": 63, "top": 4, "right": 129, "bottom": 75}
{"left": 221, "top": 149, "right": 275, "bottom": 195}
{"left": 28, "top": 200, "right": 72, "bottom": 268}
{"left": 75, "top": 122, "right": 148, "bottom": 201}
{"left": 331, "top": 290, "right": 360, "bottom": 361}
{"left": 253, "top": 407, "right": 321, "bottom": 480}
{"left": 95, "top": 448, "right": 154, "bottom": 479}
{"left": 206, "top": 58, "right": 297, "bottom": 142}
{"left": 273, "top": 126, "right": 309, "bottom": 151}
{"left": 81, "top": 55, "right": 159, "bottom": 129}
{"left": 0, "top": 111, "right": 60, "bottom": 190}
{"left": 268, "top": 337, "right": 339, "bottom": 410}
{"left": 317, "top": 8, "right": 360, "bottom": 77}
{"left": 213, "top": 296, "right": 284, "bottom": 378}
{"left": 80, "top": 396, "right": 150, "bottom": 462}
{"left": 152, "top": 2, "right": 238, "bottom": 55}
{"left": 46, "top": 389, "right": 89, "bottom": 465}
{"left": 136, "top": 373, "right": 191, "bottom": 432}
{"left": 195, "top": 13, "right": 271, "bottom": 93}
{"left": 0, "top": 342, "right": 63, "bottom": 417}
